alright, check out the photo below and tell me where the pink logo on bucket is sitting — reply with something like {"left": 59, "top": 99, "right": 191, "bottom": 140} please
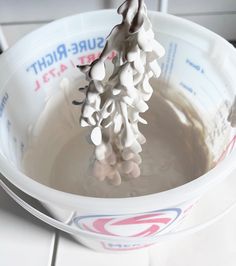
{"left": 73, "top": 208, "right": 181, "bottom": 238}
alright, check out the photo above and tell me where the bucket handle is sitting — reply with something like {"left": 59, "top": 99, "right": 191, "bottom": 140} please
{"left": 1, "top": 177, "right": 236, "bottom": 243}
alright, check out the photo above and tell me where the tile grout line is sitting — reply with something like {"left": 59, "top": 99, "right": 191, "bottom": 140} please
{"left": 1, "top": 10, "right": 236, "bottom": 26}
{"left": 173, "top": 10, "right": 236, "bottom": 17}
{"left": 0, "top": 20, "right": 52, "bottom": 26}
{"left": 48, "top": 229, "right": 60, "bottom": 266}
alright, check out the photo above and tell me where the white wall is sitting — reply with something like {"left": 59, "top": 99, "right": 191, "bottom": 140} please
{"left": 1, "top": 0, "right": 236, "bottom": 45}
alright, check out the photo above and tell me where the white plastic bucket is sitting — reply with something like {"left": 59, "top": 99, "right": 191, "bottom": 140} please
{"left": 0, "top": 10, "right": 236, "bottom": 252}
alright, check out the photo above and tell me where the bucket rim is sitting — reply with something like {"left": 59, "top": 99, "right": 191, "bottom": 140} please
{"left": 0, "top": 9, "right": 236, "bottom": 212}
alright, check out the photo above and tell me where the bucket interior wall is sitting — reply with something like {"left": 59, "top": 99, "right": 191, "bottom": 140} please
{"left": 0, "top": 20, "right": 235, "bottom": 181}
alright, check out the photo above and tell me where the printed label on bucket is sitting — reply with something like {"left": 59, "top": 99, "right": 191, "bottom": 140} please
{"left": 100, "top": 241, "right": 154, "bottom": 251}
{"left": 73, "top": 208, "right": 182, "bottom": 238}
{"left": 76, "top": 201, "right": 197, "bottom": 251}
{"left": 24, "top": 34, "right": 115, "bottom": 92}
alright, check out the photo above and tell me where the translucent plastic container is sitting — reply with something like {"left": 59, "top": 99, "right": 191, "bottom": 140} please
{"left": 0, "top": 10, "right": 236, "bottom": 252}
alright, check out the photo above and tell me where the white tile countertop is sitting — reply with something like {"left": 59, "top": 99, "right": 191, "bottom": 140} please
{"left": 0, "top": 184, "right": 56, "bottom": 266}
{"left": 1, "top": 169, "right": 236, "bottom": 266}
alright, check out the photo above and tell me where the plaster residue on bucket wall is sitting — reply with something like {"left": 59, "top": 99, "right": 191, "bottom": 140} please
{"left": 228, "top": 96, "right": 236, "bottom": 127}
{"left": 21, "top": 77, "right": 213, "bottom": 198}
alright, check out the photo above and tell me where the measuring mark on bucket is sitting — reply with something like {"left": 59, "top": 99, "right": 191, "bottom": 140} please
{"left": 179, "top": 82, "right": 196, "bottom": 96}
{"left": 185, "top": 58, "right": 205, "bottom": 74}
